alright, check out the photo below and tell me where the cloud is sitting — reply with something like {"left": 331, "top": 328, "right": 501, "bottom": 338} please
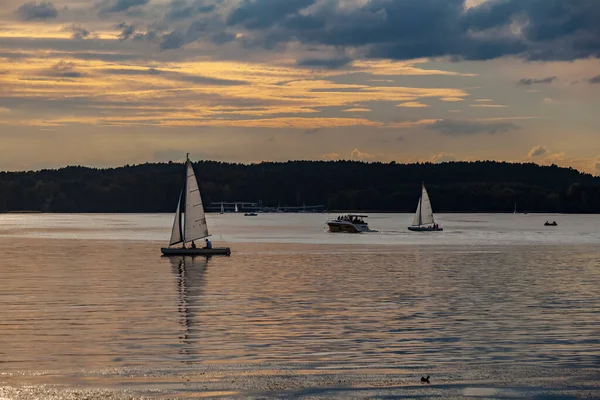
{"left": 350, "top": 148, "right": 375, "bottom": 160}
{"left": 15, "top": 1, "right": 58, "bottom": 20}
{"left": 430, "top": 119, "right": 520, "bottom": 136}
{"left": 226, "top": 0, "right": 316, "bottom": 29}
{"left": 518, "top": 76, "right": 557, "bottom": 85}
{"left": 116, "top": 22, "right": 136, "bottom": 41}
{"left": 470, "top": 104, "right": 507, "bottom": 108}
{"left": 440, "top": 97, "right": 465, "bottom": 102}
{"left": 589, "top": 75, "right": 600, "bottom": 84}
{"left": 431, "top": 152, "right": 457, "bottom": 163}
{"left": 296, "top": 57, "right": 352, "bottom": 69}
{"left": 48, "top": 61, "right": 85, "bottom": 78}
{"left": 322, "top": 152, "right": 341, "bottom": 161}
{"left": 528, "top": 145, "right": 548, "bottom": 158}
{"left": 101, "top": 67, "right": 248, "bottom": 85}
{"left": 63, "top": 25, "right": 93, "bottom": 40}
{"left": 343, "top": 108, "right": 371, "bottom": 112}
{"left": 99, "top": 0, "right": 149, "bottom": 14}
{"left": 397, "top": 102, "right": 429, "bottom": 108}
{"left": 150, "top": 19, "right": 237, "bottom": 50}
{"left": 165, "top": 0, "right": 216, "bottom": 21}
{"left": 225, "top": 0, "right": 600, "bottom": 63}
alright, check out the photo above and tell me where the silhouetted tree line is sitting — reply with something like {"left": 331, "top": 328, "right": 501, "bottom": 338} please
{"left": 0, "top": 161, "right": 599, "bottom": 213}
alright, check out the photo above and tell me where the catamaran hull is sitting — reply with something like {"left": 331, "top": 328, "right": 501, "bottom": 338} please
{"left": 408, "top": 226, "right": 443, "bottom": 232}
{"left": 161, "top": 247, "right": 231, "bottom": 256}
{"left": 327, "top": 221, "right": 369, "bottom": 233}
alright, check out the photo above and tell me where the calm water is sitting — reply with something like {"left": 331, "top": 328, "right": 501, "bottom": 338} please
{"left": 0, "top": 213, "right": 599, "bottom": 398}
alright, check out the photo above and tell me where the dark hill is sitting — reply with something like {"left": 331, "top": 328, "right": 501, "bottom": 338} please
{"left": 0, "top": 161, "right": 598, "bottom": 213}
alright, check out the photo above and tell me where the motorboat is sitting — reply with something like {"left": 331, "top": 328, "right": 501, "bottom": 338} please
{"left": 244, "top": 212, "right": 258, "bottom": 216}
{"left": 544, "top": 221, "right": 558, "bottom": 226}
{"left": 327, "top": 214, "right": 370, "bottom": 233}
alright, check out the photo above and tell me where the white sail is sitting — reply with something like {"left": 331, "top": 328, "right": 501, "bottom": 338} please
{"left": 220, "top": 203, "right": 224, "bottom": 213}
{"left": 412, "top": 184, "right": 435, "bottom": 227}
{"left": 169, "top": 190, "right": 183, "bottom": 245}
{"left": 234, "top": 203, "right": 238, "bottom": 213}
{"left": 412, "top": 195, "right": 422, "bottom": 226}
{"left": 420, "top": 185, "right": 435, "bottom": 225}
{"left": 184, "top": 160, "right": 209, "bottom": 242}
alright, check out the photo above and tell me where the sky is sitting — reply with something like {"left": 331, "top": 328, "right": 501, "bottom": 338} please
{"left": 0, "top": 0, "right": 599, "bottom": 173}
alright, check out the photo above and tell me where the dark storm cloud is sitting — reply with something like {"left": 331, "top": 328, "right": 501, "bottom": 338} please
{"left": 296, "top": 57, "right": 352, "bottom": 69}
{"left": 156, "top": 19, "right": 235, "bottom": 49}
{"left": 589, "top": 75, "right": 600, "bottom": 84}
{"left": 226, "top": 0, "right": 316, "bottom": 29}
{"left": 430, "top": 119, "right": 520, "bottom": 136}
{"left": 518, "top": 76, "right": 557, "bottom": 85}
{"left": 117, "top": 22, "right": 137, "bottom": 40}
{"left": 99, "top": 0, "right": 149, "bottom": 14}
{"left": 165, "top": 0, "right": 216, "bottom": 21}
{"left": 16, "top": 1, "right": 58, "bottom": 20}
{"left": 217, "top": 0, "right": 600, "bottom": 62}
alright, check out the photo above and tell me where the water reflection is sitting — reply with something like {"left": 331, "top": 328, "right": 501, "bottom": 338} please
{"left": 168, "top": 256, "right": 209, "bottom": 360}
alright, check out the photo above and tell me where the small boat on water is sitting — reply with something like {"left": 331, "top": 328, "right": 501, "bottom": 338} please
{"left": 244, "top": 212, "right": 258, "bottom": 216}
{"left": 408, "top": 183, "right": 443, "bottom": 232}
{"left": 327, "top": 214, "right": 370, "bottom": 233}
{"left": 544, "top": 221, "right": 558, "bottom": 226}
{"left": 220, "top": 203, "right": 224, "bottom": 214}
{"left": 161, "top": 155, "right": 231, "bottom": 256}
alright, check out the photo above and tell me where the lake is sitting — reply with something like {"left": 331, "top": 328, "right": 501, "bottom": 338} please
{"left": 0, "top": 213, "right": 599, "bottom": 399}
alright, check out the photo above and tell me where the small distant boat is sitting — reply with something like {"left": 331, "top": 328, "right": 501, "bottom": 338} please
{"left": 234, "top": 203, "right": 239, "bottom": 213}
{"left": 220, "top": 203, "right": 224, "bottom": 214}
{"left": 408, "top": 183, "right": 443, "bottom": 232}
{"left": 327, "top": 214, "right": 370, "bottom": 233}
{"left": 244, "top": 212, "right": 258, "bottom": 216}
{"left": 544, "top": 221, "right": 558, "bottom": 226}
{"left": 514, "top": 202, "right": 517, "bottom": 214}
{"left": 161, "top": 155, "right": 231, "bottom": 256}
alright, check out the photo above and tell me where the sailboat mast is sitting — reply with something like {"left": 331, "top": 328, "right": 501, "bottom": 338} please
{"left": 418, "top": 183, "right": 423, "bottom": 226}
{"left": 182, "top": 154, "right": 189, "bottom": 243}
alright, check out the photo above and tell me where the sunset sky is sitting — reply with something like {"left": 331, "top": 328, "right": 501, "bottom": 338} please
{"left": 0, "top": 0, "right": 599, "bottom": 173}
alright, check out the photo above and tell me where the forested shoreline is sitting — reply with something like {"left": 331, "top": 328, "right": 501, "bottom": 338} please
{"left": 0, "top": 161, "right": 599, "bottom": 213}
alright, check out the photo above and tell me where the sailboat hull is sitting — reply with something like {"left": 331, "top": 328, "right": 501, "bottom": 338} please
{"left": 161, "top": 247, "right": 231, "bottom": 256}
{"left": 408, "top": 226, "right": 443, "bottom": 232}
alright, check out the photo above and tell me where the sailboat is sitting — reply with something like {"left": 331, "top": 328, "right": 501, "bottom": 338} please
{"left": 513, "top": 202, "right": 517, "bottom": 214}
{"left": 234, "top": 203, "right": 238, "bottom": 213}
{"left": 220, "top": 202, "right": 224, "bottom": 214}
{"left": 408, "top": 183, "right": 443, "bottom": 232}
{"left": 161, "top": 155, "right": 231, "bottom": 256}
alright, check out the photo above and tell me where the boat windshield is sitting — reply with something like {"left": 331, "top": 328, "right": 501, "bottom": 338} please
{"left": 337, "top": 214, "right": 367, "bottom": 224}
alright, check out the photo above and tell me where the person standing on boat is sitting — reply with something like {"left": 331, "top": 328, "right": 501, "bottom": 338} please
{"left": 204, "top": 238, "right": 212, "bottom": 249}
{"left": 191, "top": 241, "right": 196, "bottom": 249}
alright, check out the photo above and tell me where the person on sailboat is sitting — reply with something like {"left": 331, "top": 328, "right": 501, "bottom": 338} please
{"left": 204, "top": 238, "right": 212, "bottom": 249}
{"left": 191, "top": 241, "right": 196, "bottom": 249}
